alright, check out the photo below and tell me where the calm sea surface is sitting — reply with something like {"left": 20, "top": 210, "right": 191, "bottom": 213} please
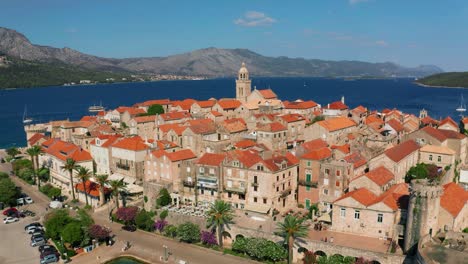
{"left": 0, "top": 77, "right": 466, "bottom": 148}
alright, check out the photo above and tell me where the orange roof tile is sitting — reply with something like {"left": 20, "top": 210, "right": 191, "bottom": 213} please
{"left": 116, "top": 106, "right": 146, "bottom": 115}
{"left": 387, "top": 119, "right": 404, "bottom": 133}
{"left": 225, "top": 149, "right": 263, "bottom": 168}
{"left": 421, "top": 116, "right": 439, "bottom": 126}
{"left": 61, "top": 121, "right": 95, "bottom": 129}
{"left": 134, "top": 115, "right": 156, "bottom": 123}
{"left": 421, "top": 126, "right": 447, "bottom": 142}
{"left": 343, "top": 152, "right": 367, "bottom": 168}
{"left": 210, "top": 110, "right": 223, "bottom": 117}
{"left": 41, "top": 139, "right": 92, "bottom": 162}
{"left": 356, "top": 166, "right": 394, "bottom": 186}
{"left": 331, "top": 144, "right": 350, "bottom": 154}
{"left": 257, "top": 122, "right": 287, "bottom": 132}
{"left": 284, "top": 100, "right": 318, "bottom": 109}
{"left": 326, "top": 101, "right": 348, "bottom": 110}
{"left": 222, "top": 118, "right": 247, "bottom": 133}
{"left": 366, "top": 115, "right": 384, "bottom": 125}
{"left": 384, "top": 140, "right": 420, "bottom": 163}
{"left": 75, "top": 180, "right": 110, "bottom": 197}
{"left": 462, "top": 117, "right": 468, "bottom": 125}
{"left": 196, "top": 153, "right": 226, "bottom": 166}
{"left": 301, "top": 147, "right": 332, "bottom": 160}
{"left": 170, "top": 99, "right": 196, "bottom": 111}
{"left": 317, "top": 117, "right": 356, "bottom": 132}
{"left": 258, "top": 89, "right": 277, "bottom": 99}
{"left": 196, "top": 100, "right": 216, "bottom": 108}
{"left": 188, "top": 119, "right": 216, "bottom": 134}
{"left": 263, "top": 154, "right": 298, "bottom": 171}
{"left": 28, "top": 133, "right": 46, "bottom": 145}
{"left": 441, "top": 182, "right": 468, "bottom": 217}
{"left": 135, "top": 99, "right": 171, "bottom": 107}
{"left": 218, "top": 99, "right": 242, "bottom": 110}
{"left": 352, "top": 105, "right": 367, "bottom": 115}
{"left": 155, "top": 140, "right": 178, "bottom": 150}
{"left": 334, "top": 188, "right": 378, "bottom": 206}
{"left": 254, "top": 113, "right": 277, "bottom": 121}
{"left": 301, "top": 139, "right": 328, "bottom": 151}
{"left": 158, "top": 124, "right": 187, "bottom": 136}
{"left": 111, "top": 136, "right": 150, "bottom": 151}
{"left": 165, "top": 149, "right": 197, "bottom": 162}
{"left": 279, "top": 113, "right": 306, "bottom": 123}
{"left": 439, "top": 129, "right": 465, "bottom": 140}
{"left": 234, "top": 139, "right": 257, "bottom": 149}
{"left": 160, "top": 111, "right": 191, "bottom": 121}
{"left": 371, "top": 183, "right": 409, "bottom": 210}
{"left": 439, "top": 116, "right": 458, "bottom": 128}
{"left": 80, "top": 116, "right": 98, "bottom": 122}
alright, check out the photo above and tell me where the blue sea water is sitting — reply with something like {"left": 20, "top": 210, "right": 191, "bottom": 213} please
{"left": 0, "top": 77, "right": 466, "bottom": 148}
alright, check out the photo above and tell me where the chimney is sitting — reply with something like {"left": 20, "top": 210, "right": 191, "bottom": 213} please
{"left": 327, "top": 103, "right": 330, "bottom": 109}
{"left": 341, "top": 95, "right": 345, "bottom": 104}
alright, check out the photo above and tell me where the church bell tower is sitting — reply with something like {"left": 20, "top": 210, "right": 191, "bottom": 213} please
{"left": 236, "top": 62, "right": 251, "bottom": 102}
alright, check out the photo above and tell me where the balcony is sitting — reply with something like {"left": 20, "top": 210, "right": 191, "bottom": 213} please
{"left": 183, "top": 180, "right": 195, "bottom": 188}
{"left": 280, "top": 188, "right": 292, "bottom": 198}
{"left": 298, "top": 179, "right": 318, "bottom": 188}
{"left": 116, "top": 163, "right": 130, "bottom": 171}
{"left": 224, "top": 186, "right": 246, "bottom": 194}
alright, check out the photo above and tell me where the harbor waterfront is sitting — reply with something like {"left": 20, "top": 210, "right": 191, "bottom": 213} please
{"left": 0, "top": 77, "right": 467, "bottom": 148}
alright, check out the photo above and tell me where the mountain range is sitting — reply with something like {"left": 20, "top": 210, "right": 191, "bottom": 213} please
{"left": 0, "top": 27, "right": 443, "bottom": 78}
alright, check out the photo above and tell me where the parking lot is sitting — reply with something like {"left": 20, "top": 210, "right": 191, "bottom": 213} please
{"left": 0, "top": 216, "right": 42, "bottom": 264}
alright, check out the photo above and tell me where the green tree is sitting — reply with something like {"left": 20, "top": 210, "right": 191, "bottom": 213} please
{"left": 156, "top": 188, "right": 171, "bottom": 207}
{"left": 232, "top": 236, "right": 248, "bottom": 254}
{"left": 26, "top": 145, "right": 43, "bottom": 189}
{"left": 44, "top": 209, "right": 73, "bottom": 240}
{"left": 77, "top": 208, "right": 94, "bottom": 228}
{"left": 109, "top": 179, "right": 126, "bottom": 208}
{"left": 95, "top": 174, "right": 109, "bottom": 206}
{"left": 75, "top": 166, "right": 92, "bottom": 206}
{"left": 135, "top": 209, "right": 154, "bottom": 231}
{"left": 62, "top": 221, "right": 84, "bottom": 246}
{"left": 147, "top": 104, "right": 164, "bottom": 115}
{"left": 177, "top": 222, "right": 201, "bottom": 243}
{"left": 0, "top": 171, "right": 9, "bottom": 179}
{"left": 206, "top": 200, "right": 234, "bottom": 248}
{"left": 13, "top": 159, "right": 33, "bottom": 175}
{"left": 61, "top": 158, "right": 78, "bottom": 200}
{"left": 6, "top": 147, "right": 20, "bottom": 159}
{"left": 0, "top": 178, "right": 20, "bottom": 206}
{"left": 276, "top": 215, "right": 309, "bottom": 264}
{"left": 163, "top": 225, "right": 178, "bottom": 238}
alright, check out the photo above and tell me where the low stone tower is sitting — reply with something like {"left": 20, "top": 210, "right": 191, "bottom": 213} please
{"left": 404, "top": 179, "right": 443, "bottom": 252}
{"left": 419, "top": 109, "right": 428, "bottom": 119}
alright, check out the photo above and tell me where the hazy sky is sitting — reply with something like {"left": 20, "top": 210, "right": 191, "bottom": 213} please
{"left": 2, "top": 0, "right": 468, "bottom": 71}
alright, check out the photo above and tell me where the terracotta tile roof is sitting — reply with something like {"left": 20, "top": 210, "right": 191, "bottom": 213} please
{"left": 403, "top": 120, "right": 419, "bottom": 132}
{"left": 188, "top": 119, "right": 216, "bottom": 134}
{"left": 371, "top": 183, "right": 409, "bottom": 210}
{"left": 257, "top": 122, "right": 287, "bottom": 132}
{"left": 441, "top": 182, "right": 468, "bottom": 217}
{"left": 135, "top": 99, "right": 171, "bottom": 107}
{"left": 420, "top": 145, "right": 456, "bottom": 155}
{"left": 384, "top": 140, "right": 420, "bottom": 163}
{"left": 41, "top": 138, "right": 92, "bottom": 162}
{"left": 195, "top": 100, "right": 216, "bottom": 108}
{"left": 61, "top": 121, "right": 95, "bottom": 129}
{"left": 254, "top": 113, "right": 277, "bottom": 121}
{"left": 382, "top": 108, "right": 392, "bottom": 114}
{"left": 331, "top": 144, "right": 350, "bottom": 154}
{"left": 80, "top": 116, "right": 98, "bottom": 122}
{"left": 279, "top": 114, "right": 306, "bottom": 123}
{"left": 334, "top": 188, "right": 378, "bottom": 207}
{"left": 222, "top": 118, "right": 247, "bottom": 133}
{"left": 356, "top": 166, "right": 394, "bottom": 186}
{"left": 439, "top": 116, "right": 458, "bottom": 128}
{"left": 160, "top": 111, "right": 191, "bottom": 121}
{"left": 285, "top": 152, "right": 300, "bottom": 165}
{"left": 284, "top": 100, "right": 318, "bottom": 109}
{"left": 351, "top": 105, "right": 367, "bottom": 115}
{"left": 158, "top": 124, "right": 187, "bottom": 135}
{"left": 116, "top": 106, "right": 146, "bottom": 116}
{"left": 317, "top": 117, "right": 357, "bottom": 132}
{"left": 301, "top": 139, "right": 328, "bottom": 151}
{"left": 421, "top": 116, "right": 439, "bottom": 126}
{"left": 171, "top": 99, "right": 196, "bottom": 111}
{"left": 75, "top": 180, "right": 110, "bottom": 197}
{"left": 210, "top": 111, "right": 223, "bottom": 117}
{"left": 234, "top": 139, "right": 257, "bottom": 149}
{"left": 387, "top": 119, "right": 405, "bottom": 133}
{"left": 225, "top": 149, "right": 263, "bottom": 168}
{"left": 133, "top": 115, "right": 156, "bottom": 123}
{"left": 439, "top": 129, "right": 465, "bottom": 140}
{"left": 301, "top": 147, "right": 332, "bottom": 160}
{"left": 343, "top": 152, "right": 367, "bottom": 168}
{"left": 165, "top": 149, "right": 197, "bottom": 162}
{"left": 92, "top": 124, "right": 116, "bottom": 135}
{"left": 325, "top": 101, "right": 348, "bottom": 110}
{"left": 366, "top": 115, "right": 384, "bottom": 125}
{"left": 111, "top": 136, "right": 150, "bottom": 151}
{"left": 155, "top": 140, "right": 178, "bottom": 150}
{"left": 97, "top": 111, "right": 105, "bottom": 117}
{"left": 28, "top": 133, "right": 46, "bottom": 145}
{"left": 421, "top": 126, "right": 447, "bottom": 142}
{"left": 218, "top": 99, "right": 242, "bottom": 110}
{"left": 91, "top": 134, "right": 122, "bottom": 148}
{"left": 462, "top": 117, "right": 468, "bottom": 125}
{"left": 258, "top": 89, "right": 277, "bottom": 99}
{"left": 263, "top": 155, "right": 298, "bottom": 171}
{"left": 196, "top": 153, "right": 226, "bottom": 166}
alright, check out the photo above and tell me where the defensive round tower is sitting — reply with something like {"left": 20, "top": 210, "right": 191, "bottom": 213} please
{"left": 404, "top": 179, "right": 443, "bottom": 252}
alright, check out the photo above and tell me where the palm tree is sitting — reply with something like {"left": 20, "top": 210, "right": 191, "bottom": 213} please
{"left": 75, "top": 166, "right": 92, "bottom": 206}
{"left": 61, "top": 158, "right": 78, "bottom": 200}
{"left": 26, "top": 145, "right": 43, "bottom": 189}
{"left": 109, "top": 179, "right": 126, "bottom": 208}
{"left": 206, "top": 200, "right": 235, "bottom": 248}
{"left": 95, "top": 174, "right": 109, "bottom": 206}
{"left": 275, "top": 215, "right": 309, "bottom": 264}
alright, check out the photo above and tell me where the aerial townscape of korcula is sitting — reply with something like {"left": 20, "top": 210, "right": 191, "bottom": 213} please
{"left": 1, "top": 2, "right": 468, "bottom": 264}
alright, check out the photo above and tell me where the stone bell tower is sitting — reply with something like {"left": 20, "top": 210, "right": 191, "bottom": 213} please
{"left": 236, "top": 62, "right": 251, "bottom": 102}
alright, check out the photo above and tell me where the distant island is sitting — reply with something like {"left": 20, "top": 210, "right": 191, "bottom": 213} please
{"left": 416, "top": 72, "right": 468, "bottom": 88}
{"left": 0, "top": 26, "right": 444, "bottom": 89}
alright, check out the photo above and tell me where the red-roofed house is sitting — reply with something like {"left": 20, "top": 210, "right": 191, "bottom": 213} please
{"left": 283, "top": 100, "right": 319, "bottom": 119}
{"left": 27, "top": 133, "right": 47, "bottom": 147}
{"left": 343, "top": 152, "right": 367, "bottom": 177}
{"left": 170, "top": 99, "right": 197, "bottom": 112}
{"left": 332, "top": 183, "right": 409, "bottom": 240}
{"left": 276, "top": 114, "right": 307, "bottom": 143}
{"left": 319, "top": 159, "right": 354, "bottom": 211}
{"left": 128, "top": 115, "right": 156, "bottom": 139}
{"left": 438, "top": 182, "right": 468, "bottom": 231}
{"left": 75, "top": 180, "right": 111, "bottom": 207}
{"left": 305, "top": 117, "right": 357, "bottom": 144}
{"left": 134, "top": 99, "right": 171, "bottom": 112}
{"left": 157, "top": 111, "right": 192, "bottom": 125}
{"left": 39, "top": 139, "right": 93, "bottom": 194}
{"left": 323, "top": 98, "right": 349, "bottom": 117}
{"left": 438, "top": 116, "right": 458, "bottom": 131}
{"left": 370, "top": 140, "right": 420, "bottom": 183}
{"left": 110, "top": 136, "right": 154, "bottom": 182}
{"left": 350, "top": 105, "right": 368, "bottom": 124}
{"left": 256, "top": 122, "right": 288, "bottom": 151}
{"left": 190, "top": 100, "right": 217, "bottom": 117}
{"left": 349, "top": 166, "right": 395, "bottom": 195}
{"left": 212, "top": 99, "right": 247, "bottom": 119}
{"left": 90, "top": 135, "right": 122, "bottom": 175}
{"left": 384, "top": 119, "right": 405, "bottom": 137}
{"left": 247, "top": 88, "right": 278, "bottom": 101}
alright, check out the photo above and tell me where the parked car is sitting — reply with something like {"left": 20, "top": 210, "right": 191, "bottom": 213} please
{"left": 3, "top": 216, "right": 19, "bottom": 224}
{"left": 40, "top": 249, "right": 60, "bottom": 259}
{"left": 31, "top": 230, "right": 45, "bottom": 237}
{"left": 27, "top": 226, "right": 44, "bottom": 234}
{"left": 39, "top": 245, "right": 57, "bottom": 254}
{"left": 31, "top": 236, "right": 46, "bottom": 247}
{"left": 122, "top": 225, "right": 137, "bottom": 232}
{"left": 21, "top": 210, "right": 36, "bottom": 217}
{"left": 31, "top": 234, "right": 45, "bottom": 241}
{"left": 3, "top": 207, "right": 18, "bottom": 216}
{"left": 24, "top": 197, "right": 33, "bottom": 204}
{"left": 24, "top": 222, "right": 42, "bottom": 230}
{"left": 16, "top": 198, "right": 25, "bottom": 206}
{"left": 40, "top": 254, "right": 58, "bottom": 264}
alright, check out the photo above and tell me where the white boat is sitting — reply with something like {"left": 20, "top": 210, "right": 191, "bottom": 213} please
{"left": 23, "top": 105, "right": 33, "bottom": 124}
{"left": 456, "top": 94, "right": 466, "bottom": 114}
{"left": 88, "top": 102, "right": 105, "bottom": 112}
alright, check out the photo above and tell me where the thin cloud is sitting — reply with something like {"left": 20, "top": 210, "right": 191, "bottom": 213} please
{"left": 234, "top": 11, "right": 276, "bottom": 27}
{"left": 349, "top": 0, "right": 370, "bottom": 4}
